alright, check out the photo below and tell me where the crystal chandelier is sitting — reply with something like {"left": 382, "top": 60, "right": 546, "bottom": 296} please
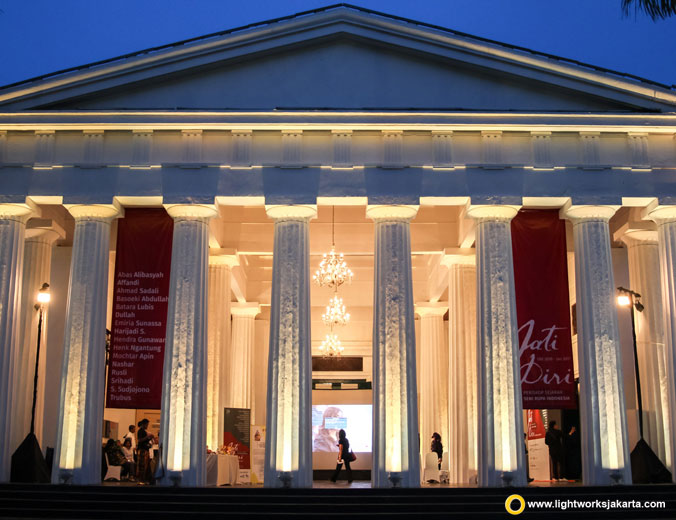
{"left": 319, "top": 333, "right": 344, "bottom": 357}
{"left": 315, "top": 206, "right": 353, "bottom": 357}
{"left": 322, "top": 294, "right": 350, "bottom": 327}
{"left": 313, "top": 247, "right": 353, "bottom": 289}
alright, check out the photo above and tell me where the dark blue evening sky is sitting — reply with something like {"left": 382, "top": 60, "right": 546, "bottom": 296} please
{"left": 1, "top": 0, "right": 675, "bottom": 88}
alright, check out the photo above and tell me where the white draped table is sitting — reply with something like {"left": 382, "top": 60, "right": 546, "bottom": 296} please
{"left": 206, "top": 453, "right": 240, "bottom": 486}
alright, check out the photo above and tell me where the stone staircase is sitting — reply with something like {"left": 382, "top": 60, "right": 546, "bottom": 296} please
{"left": 0, "top": 483, "right": 674, "bottom": 519}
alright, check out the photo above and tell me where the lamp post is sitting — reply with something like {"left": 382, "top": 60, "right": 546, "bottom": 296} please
{"left": 616, "top": 286, "right": 671, "bottom": 483}
{"left": 10, "top": 283, "right": 51, "bottom": 483}
{"left": 616, "top": 287, "right": 644, "bottom": 439}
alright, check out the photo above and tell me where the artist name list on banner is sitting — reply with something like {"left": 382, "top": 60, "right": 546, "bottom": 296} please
{"left": 512, "top": 209, "right": 576, "bottom": 409}
{"left": 106, "top": 209, "right": 173, "bottom": 409}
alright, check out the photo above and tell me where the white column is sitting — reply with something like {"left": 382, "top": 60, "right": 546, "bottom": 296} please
{"left": 264, "top": 205, "right": 315, "bottom": 488}
{"left": 230, "top": 303, "right": 261, "bottom": 414}
{"left": 52, "top": 203, "right": 121, "bottom": 485}
{"left": 368, "top": 205, "right": 420, "bottom": 488}
{"left": 442, "top": 253, "right": 478, "bottom": 485}
{"left": 158, "top": 204, "right": 217, "bottom": 487}
{"left": 415, "top": 303, "right": 448, "bottom": 470}
{"left": 565, "top": 205, "right": 631, "bottom": 485}
{"left": 11, "top": 220, "right": 64, "bottom": 454}
{"left": 467, "top": 205, "right": 526, "bottom": 488}
{"left": 647, "top": 205, "right": 676, "bottom": 481}
{"left": 621, "top": 229, "right": 671, "bottom": 470}
{"left": 0, "top": 201, "right": 35, "bottom": 482}
{"left": 206, "top": 253, "right": 236, "bottom": 452}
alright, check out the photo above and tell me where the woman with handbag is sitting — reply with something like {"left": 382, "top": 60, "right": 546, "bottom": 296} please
{"left": 330, "top": 429, "right": 354, "bottom": 484}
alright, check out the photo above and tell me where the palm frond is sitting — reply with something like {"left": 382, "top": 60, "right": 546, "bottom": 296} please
{"left": 622, "top": 0, "right": 676, "bottom": 20}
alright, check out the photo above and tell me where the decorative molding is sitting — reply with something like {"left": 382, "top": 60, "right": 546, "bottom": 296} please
{"left": 481, "top": 130, "right": 502, "bottom": 166}
{"left": 282, "top": 130, "right": 302, "bottom": 167}
{"left": 34, "top": 130, "right": 55, "bottom": 166}
{"left": 580, "top": 131, "right": 601, "bottom": 168}
{"left": 131, "top": 130, "right": 152, "bottom": 165}
{"left": 82, "top": 130, "right": 104, "bottom": 166}
{"left": 530, "top": 131, "right": 552, "bottom": 168}
{"left": 231, "top": 130, "right": 252, "bottom": 166}
{"left": 331, "top": 130, "right": 352, "bottom": 166}
{"left": 628, "top": 133, "right": 649, "bottom": 169}
{"left": 181, "top": 129, "right": 202, "bottom": 164}
{"left": 432, "top": 131, "right": 453, "bottom": 167}
{"left": 382, "top": 130, "right": 403, "bottom": 168}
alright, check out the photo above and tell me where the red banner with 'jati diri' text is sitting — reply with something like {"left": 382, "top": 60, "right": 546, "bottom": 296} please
{"left": 106, "top": 208, "right": 173, "bottom": 409}
{"left": 512, "top": 209, "right": 576, "bottom": 409}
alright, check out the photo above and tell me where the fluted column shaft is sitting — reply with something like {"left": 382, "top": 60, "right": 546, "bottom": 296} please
{"left": 11, "top": 225, "right": 62, "bottom": 454}
{"left": 158, "top": 205, "right": 217, "bottom": 487}
{"left": 566, "top": 205, "right": 631, "bottom": 485}
{"left": 648, "top": 206, "right": 676, "bottom": 481}
{"left": 264, "top": 205, "right": 315, "bottom": 488}
{"left": 368, "top": 205, "right": 420, "bottom": 488}
{"left": 230, "top": 304, "right": 261, "bottom": 413}
{"left": 53, "top": 204, "right": 120, "bottom": 484}
{"left": 0, "top": 203, "right": 34, "bottom": 482}
{"left": 622, "top": 231, "right": 671, "bottom": 470}
{"left": 468, "top": 205, "right": 526, "bottom": 488}
{"left": 443, "top": 256, "right": 478, "bottom": 485}
{"left": 415, "top": 304, "right": 448, "bottom": 469}
{"left": 206, "top": 258, "right": 233, "bottom": 452}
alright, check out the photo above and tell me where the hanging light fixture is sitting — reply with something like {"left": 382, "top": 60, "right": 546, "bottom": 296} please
{"left": 322, "top": 294, "right": 350, "bottom": 327}
{"left": 315, "top": 206, "right": 353, "bottom": 357}
{"left": 319, "top": 333, "right": 344, "bottom": 357}
{"left": 313, "top": 206, "right": 353, "bottom": 289}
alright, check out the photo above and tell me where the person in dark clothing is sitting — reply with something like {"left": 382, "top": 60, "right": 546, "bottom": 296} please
{"left": 330, "top": 429, "right": 353, "bottom": 484}
{"left": 545, "top": 420, "right": 565, "bottom": 481}
{"left": 431, "top": 432, "right": 443, "bottom": 470}
{"left": 565, "top": 425, "right": 581, "bottom": 480}
{"left": 136, "top": 418, "right": 156, "bottom": 485}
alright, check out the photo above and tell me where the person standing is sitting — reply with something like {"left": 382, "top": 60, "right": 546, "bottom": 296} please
{"left": 545, "top": 420, "right": 565, "bottom": 481}
{"left": 123, "top": 424, "right": 137, "bottom": 455}
{"left": 136, "top": 418, "right": 156, "bottom": 485}
{"left": 431, "top": 432, "right": 443, "bottom": 470}
{"left": 330, "top": 429, "right": 353, "bottom": 484}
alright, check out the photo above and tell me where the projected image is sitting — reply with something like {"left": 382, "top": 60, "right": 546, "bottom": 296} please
{"left": 312, "top": 405, "right": 372, "bottom": 452}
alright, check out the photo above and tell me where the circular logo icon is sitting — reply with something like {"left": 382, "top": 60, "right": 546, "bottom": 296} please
{"left": 505, "top": 494, "right": 526, "bottom": 515}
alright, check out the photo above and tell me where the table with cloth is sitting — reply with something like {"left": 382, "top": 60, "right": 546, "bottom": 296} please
{"left": 206, "top": 453, "right": 240, "bottom": 486}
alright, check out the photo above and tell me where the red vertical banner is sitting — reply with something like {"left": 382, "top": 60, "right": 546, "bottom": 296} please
{"left": 512, "top": 209, "right": 576, "bottom": 409}
{"left": 106, "top": 208, "right": 173, "bottom": 409}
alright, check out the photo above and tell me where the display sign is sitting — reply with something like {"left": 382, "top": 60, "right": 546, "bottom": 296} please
{"left": 224, "top": 407, "right": 251, "bottom": 483}
{"left": 250, "top": 425, "right": 265, "bottom": 484}
{"left": 512, "top": 209, "right": 576, "bottom": 409}
{"left": 106, "top": 209, "right": 173, "bottom": 409}
{"left": 527, "top": 409, "right": 550, "bottom": 481}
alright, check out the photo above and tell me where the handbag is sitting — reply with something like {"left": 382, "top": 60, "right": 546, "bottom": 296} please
{"left": 349, "top": 451, "right": 357, "bottom": 462}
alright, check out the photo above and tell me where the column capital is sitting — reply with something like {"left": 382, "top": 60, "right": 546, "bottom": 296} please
{"left": 164, "top": 203, "right": 218, "bottom": 219}
{"left": 620, "top": 229, "right": 658, "bottom": 247}
{"left": 415, "top": 303, "right": 448, "bottom": 318}
{"left": 25, "top": 218, "right": 66, "bottom": 244}
{"left": 209, "top": 248, "right": 239, "bottom": 267}
{"left": 645, "top": 203, "right": 676, "bottom": 223}
{"left": 0, "top": 199, "right": 39, "bottom": 221}
{"left": 265, "top": 204, "right": 317, "bottom": 220}
{"left": 466, "top": 205, "right": 519, "bottom": 221}
{"left": 65, "top": 202, "right": 122, "bottom": 220}
{"left": 440, "top": 248, "right": 475, "bottom": 268}
{"left": 366, "top": 204, "right": 418, "bottom": 221}
{"left": 230, "top": 302, "right": 261, "bottom": 318}
{"left": 562, "top": 205, "right": 618, "bottom": 221}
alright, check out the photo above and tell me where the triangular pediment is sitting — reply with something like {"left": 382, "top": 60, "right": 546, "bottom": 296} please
{"left": 1, "top": 5, "right": 674, "bottom": 112}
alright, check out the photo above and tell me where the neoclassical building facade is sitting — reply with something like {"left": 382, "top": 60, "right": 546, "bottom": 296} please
{"left": 0, "top": 5, "right": 675, "bottom": 488}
